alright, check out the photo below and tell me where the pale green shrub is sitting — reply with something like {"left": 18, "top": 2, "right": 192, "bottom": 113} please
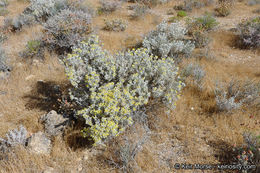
{"left": 63, "top": 35, "right": 183, "bottom": 145}
{"left": 143, "top": 21, "right": 195, "bottom": 60}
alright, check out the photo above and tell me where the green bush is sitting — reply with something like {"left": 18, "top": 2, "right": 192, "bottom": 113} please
{"left": 187, "top": 13, "right": 218, "bottom": 34}
{"left": 63, "top": 35, "right": 183, "bottom": 145}
{"left": 177, "top": 10, "right": 187, "bottom": 17}
{"left": 20, "top": 40, "right": 44, "bottom": 59}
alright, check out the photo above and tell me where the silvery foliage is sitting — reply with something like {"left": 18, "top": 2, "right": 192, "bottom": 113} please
{"left": 0, "top": 45, "right": 10, "bottom": 72}
{"left": 215, "top": 80, "right": 260, "bottom": 112}
{"left": 143, "top": 21, "right": 195, "bottom": 60}
{"left": 99, "top": 0, "right": 121, "bottom": 13}
{"left": 43, "top": 9, "right": 92, "bottom": 50}
{"left": 64, "top": 35, "right": 183, "bottom": 144}
{"left": 0, "top": 125, "right": 27, "bottom": 153}
{"left": 181, "top": 63, "right": 205, "bottom": 89}
{"left": 24, "top": 0, "right": 69, "bottom": 22}
{"left": 65, "top": 36, "right": 182, "bottom": 109}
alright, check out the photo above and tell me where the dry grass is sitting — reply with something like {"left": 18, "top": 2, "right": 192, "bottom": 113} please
{"left": 0, "top": 0, "right": 259, "bottom": 172}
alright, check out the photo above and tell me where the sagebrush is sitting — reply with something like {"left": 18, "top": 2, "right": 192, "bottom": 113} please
{"left": 143, "top": 21, "right": 195, "bottom": 60}
{"left": 63, "top": 35, "right": 183, "bottom": 145}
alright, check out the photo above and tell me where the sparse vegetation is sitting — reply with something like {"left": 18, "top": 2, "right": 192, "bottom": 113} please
{"left": 130, "top": 4, "right": 148, "bottom": 20}
{"left": 177, "top": 10, "right": 187, "bottom": 17}
{"left": 187, "top": 13, "right": 219, "bottom": 33}
{"left": 215, "top": 2, "right": 231, "bottom": 17}
{"left": 237, "top": 16, "right": 260, "bottom": 49}
{"left": 43, "top": 9, "right": 92, "bottom": 53}
{"left": 0, "top": 0, "right": 260, "bottom": 172}
{"left": 104, "top": 18, "right": 127, "bottom": 31}
{"left": 181, "top": 63, "right": 205, "bottom": 89}
{"left": 20, "top": 39, "right": 45, "bottom": 60}
{"left": 0, "top": 45, "right": 10, "bottom": 73}
{"left": 214, "top": 79, "right": 260, "bottom": 112}
{"left": 174, "top": 0, "right": 215, "bottom": 12}
{"left": 98, "top": 0, "right": 121, "bottom": 15}
{"left": 0, "top": 125, "right": 27, "bottom": 153}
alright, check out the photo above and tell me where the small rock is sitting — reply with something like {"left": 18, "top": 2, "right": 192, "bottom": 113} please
{"left": 40, "top": 110, "right": 69, "bottom": 137}
{"left": 27, "top": 132, "right": 51, "bottom": 154}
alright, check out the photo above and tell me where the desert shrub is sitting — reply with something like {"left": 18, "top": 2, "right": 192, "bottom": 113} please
{"left": 187, "top": 13, "right": 218, "bottom": 34}
{"left": 126, "top": 0, "right": 169, "bottom": 7}
{"left": 192, "top": 30, "right": 210, "bottom": 48}
{"left": 0, "top": 33, "right": 7, "bottom": 43}
{"left": 247, "top": 0, "right": 260, "bottom": 6}
{"left": 214, "top": 79, "right": 260, "bottom": 112}
{"left": 104, "top": 18, "right": 127, "bottom": 31}
{"left": 174, "top": 0, "right": 215, "bottom": 12}
{"left": 23, "top": 0, "right": 69, "bottom": 22}
{"left": 0, "top": 0, "right": 8, "bottom": 16}
{"left": 142, "top": 21, "right": 195, "bottom": 60}
{"left": 168, "top": 16, "right": 181, "bottom": 23}
{"left": 68, "top": 0, "right": 96, "bottom": 16}
{"left": 43, "top": 9, "right": 92, "bottom": 53}
{"left": 0, "top": 45, "right": 10, "bottom": 73}
{"left": 253, "top": 8, "right": 260, "bottom": 14}
{"left": 98, "top": 0, "right": 121, "bottom": 14}
{"left": 0, "top": 125, "right": 27, "bottom": 153}
{"left": 20, "top": 39, "right": 45, "bottom": 59}
{"left": 0, "top": 0, "right": 8, "bottom": 7}
{"left": 237, "top": 17, "right": 260, "bottom": 49}
{"left": 0, "top": 7, "right": 8, "bottom": 16}
{"left": 233, "top": 132, "right": 260, "bottom": 173}
{"left": 181, "top": 63, "right": 205, "bottom": 89}
{"left": 177, "top": 10, "right": 187, "bottom": 17}
{"left": 130, "top": 4, "right": 148, "bottom": 20}
{"left": 63, "top": 35, "right": 183, "bottom": 145}
{"left": 104, "top": 108, "right": 150, "bottom": 172}
{"left": 214, "top": 2, "right": 231, "bottom": 17}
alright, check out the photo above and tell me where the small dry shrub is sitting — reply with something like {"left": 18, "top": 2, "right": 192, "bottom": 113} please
{"left": 43, "top": 9, "right": 92, "bottom": 53}
{"left": 130, "top": 4, "right": 148, "bottom": 20}
{"left": 104, "top": 18, "right": 127, "bottom": 31}
{"left": 215, "top": 1, "right": 231, "bottom": 17}
{"left": 98, "top": 0, "right": 121, "bottom": 14}
{"left": 237, "top": 17, "right": 260, "bottom": 49}
{"left": 214, "top": 79, "right": 260, "bottom": 112}
{"left": 19, "top": 39, "right": 45, "bottom": 60}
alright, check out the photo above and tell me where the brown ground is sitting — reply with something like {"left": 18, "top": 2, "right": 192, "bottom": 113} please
{"left": 0, "top": 0, "right": 259, "bottom": 172}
